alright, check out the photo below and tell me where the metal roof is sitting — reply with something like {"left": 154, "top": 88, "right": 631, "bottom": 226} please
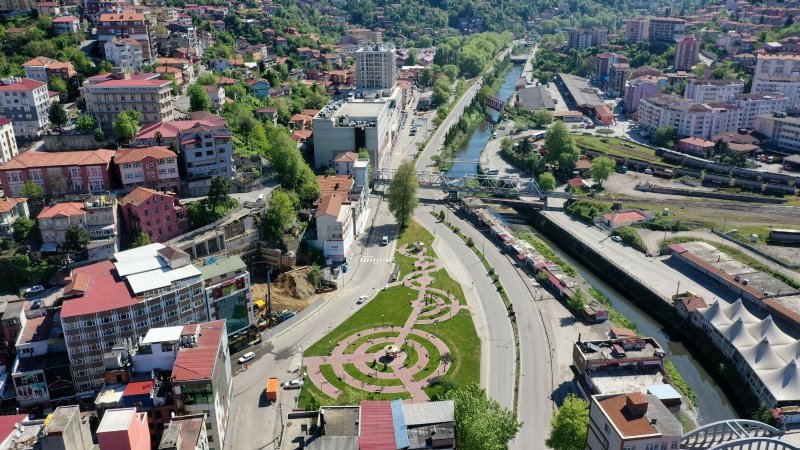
{"left": 402, "top": 400, "right": 455, "bottom": 427}
{"left": 142, "top": 326, "right": 184, "bottom": 344}
{"left": 198, "top": 256, "right": 247, "bottom": 281}
{"left": 125, "top": 263, "right": 201, "bottom": 294}
{"left": 358, "top": 401, "right": 396, "bottom": 450}
{"left": 390, "top": 399, "right": 409, "bottom": 449}
{"left": 114, "top": 243, "right": 168, "bottom": 277}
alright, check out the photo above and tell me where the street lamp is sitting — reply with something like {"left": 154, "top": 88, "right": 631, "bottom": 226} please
{"left": 382, "top": 314, "right": 385, "bottom": 328}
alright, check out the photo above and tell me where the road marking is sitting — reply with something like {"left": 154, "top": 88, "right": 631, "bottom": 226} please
{"left": 359, "top": 256, "right": 393, "bottom": 263}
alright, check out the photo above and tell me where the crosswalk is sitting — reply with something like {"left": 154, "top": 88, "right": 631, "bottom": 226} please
{"left": 359, "top": 256, "right": 393, "bottom": 264}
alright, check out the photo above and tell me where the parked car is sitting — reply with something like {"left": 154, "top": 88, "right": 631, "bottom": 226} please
{"left": 611, "top": 235, "right": 623, "bottom": 243}
{"left": 238, "top": 351, "right": 256, "bottom": 364}
{"left": 24, "top": 285, "right": 44, "bottom": 297}
{"left": 283, "top": 378, "right": 304, "bottom": 389}
{"left": 357, "top": 295, "right": 368, "bottom": 304}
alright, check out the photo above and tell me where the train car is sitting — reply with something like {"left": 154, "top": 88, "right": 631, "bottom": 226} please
{"left": 704, "top": 173, "right": 731, "bottom": 185}
{"left": 733, "top": 178, "right": 763, "bottom": 190}
{"left": 764, "top": 183, "right": 798, "bottom": 195}
{"left": 676, "top": 168, "right": 702, "bottom": 178}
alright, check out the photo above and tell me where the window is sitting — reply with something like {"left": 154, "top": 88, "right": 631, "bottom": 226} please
{"left": 646, "top": 445, "right": 658, "bottom": 450}
{"left": 603, "top": 424, "right": 610, "bottom": 434}
{"left": 194, "top": 152, "right": 202, "bottom": 157}
{"left": 671, "top": 443, "right": 678, "bottom": 449}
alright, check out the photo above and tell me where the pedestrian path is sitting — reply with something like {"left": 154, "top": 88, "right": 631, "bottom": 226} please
{"left": 304, "top": 242, "right": 459, "bottom": 403}
{"left": 359, "top": 255, "right": 393, "bottom": 263}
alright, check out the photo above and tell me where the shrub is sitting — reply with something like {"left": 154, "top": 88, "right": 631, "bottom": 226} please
{"left": 612, "top": 227, "right": 647, "bottom": 253}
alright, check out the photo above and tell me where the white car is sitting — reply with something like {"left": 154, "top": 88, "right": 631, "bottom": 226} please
{"left": 24, "top": 285, "right": 44, "bottom": 297}
{"left": 357, "top": 295, "right": 368, "bottom": 304}
{"left": 238, "top": 352, "right": 256, "bottom": 364}
{"left": 611, "top": 236, "right": 623, "bottom": 243}
{"left": 283, "top": 378, "right": 304, "bottom": 389}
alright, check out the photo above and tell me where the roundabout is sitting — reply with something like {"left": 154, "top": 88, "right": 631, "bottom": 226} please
{"left": 304, "top": 236, "right": 470, "bottom": 403}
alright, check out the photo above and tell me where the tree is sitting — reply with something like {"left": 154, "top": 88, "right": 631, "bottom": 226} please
{"left": 444, "top": 383, "right": 520, "bottom": 450}
{"left": 651, "top": 127, "right": 677, "bottom": 149}
{"left": 20, "top": 181, "right": 43, "bottom": 203}
{"left": 307, "top": 264, "right": 323, "bottom": 288}
{"left": 98, "top": 59, "right": 114, "bottom": 73}
{"left": 432, "top": 76, "right": 452, "bottom": 106}
{"left": 131, "top": 232, "right": 151, "bottom": 248}
{"left": 387, "top": 161, "right": 419, "bottom": 229}
{"left": 188, "top": 84, "right": 212, "bottom": 112}
{"left": 12, "top": 217, "right": 35, "bottom": 243}
{"left": 48, "top": 77, "right": 67, "bottom": 93}
{"left": 440, "top": 352, "right": 453, "bottom": 369}
{"left": 76, "top": 114, "right": 95, "bottom": 132}
{"left": 589, "top": 156, "right": 616, "bottom": 186}
{"left": 532, "top": 109, "right": 553, "bottom": 127}
{"left": 112, "top": 110, "right": 142, "bottom": 143}
{"left": 48, "top": 102, "right": 68, "bottom": 127}
{"left": 207, "top": 176, "right": 232, "bottom": 210}
{"left": 546, "top": 394, "right": 589, "bottom": 450}
{"left": 263, "top": 189, "right": 296, "bottom": 239}
{"left": 538, "top": 172, "right": 556, "bottom": 191}
{"left": 567, "top": 289, "right": 587, "bottom": 311}
{"left": 62, "top": 224, "right": 90, "bottom": 256}
{"left": 544, "top": 121, "right": 580, "bottom": 170}
{"left": 93, "top": 127, "right": 106, "bottom": 142}
{"left": 713, "top": 139, "right": 729, "bottom": 157}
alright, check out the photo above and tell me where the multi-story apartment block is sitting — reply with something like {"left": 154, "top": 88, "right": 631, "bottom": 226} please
{"left": 684, "top": 78, "right": 745, "bottom": 103}
{"left": 155, "top": 57, "right": 195, "bottom": 85}
{"left": 586, "top": 392, "right": 682, "bottom": 450}
{"left": 596, "top": 53, "right": 630, "bottom": 97}
{"left": 97, "top": 12, "right": 153, "bottom": 61}
{"left": 566, "top": 27, "right": 608, "bottom": 50}
{"left": 734, "top": 92, "right": 789, "bottom": 128}
{"left": 171, "top": 320, "right": 231, "bottom": 450}
{"left": 120, "top": 187, "right": 188, "bottom": 242}
{"left": 648, "top": 17, "right": 686, "bottom": 43}
{"left": 159, "top": 414, "right": 209, "bottom": 450}
{"left": 0, "top": 78, "right": 51, "bottom": 139}
{"left": 198, "top": 256, "right": 252, "bottom": 335}
{"left": 104, "top": 38, "right": 144, "bottom": 71}
{"left": 131, "top": 113, "right": 228, "bottom": 146}
{"left": 637, "top": 93, "right": 741, "bottom": 140}
{"left": 84, "top": 75, "right": 175, "bottom": 128}
{"left": 355, "top": 44, "right": 396, "bottom": 90}
{"left": 22, "top": 57, "right": 77, "bottom": 83}
{"left": 752, "top": 53, "right": 800, "bottom": 110}
{"left": 0, "top": 149, "right": 115, "bottom": 197}
{"left": 179, "top": 123, "right": 234, "bottom": 195}
{"left": 0, "top": 118, "right": 18, "bottom": 164}
{"left": 674, "top": 35, "right": 700, "bottom": 71}
{"left": 342, "top": 28, "right": 382, "bottom": 46}
{"left": 114, "top": 146, "right": 179, "bottom": 193}
{"left": 52, "top": 15, "right": 80, "bottom": 35}
{"left": 0, "top": 197, "right": 28, "bottom": 238}
{"left": 313, "top": 87, "right": 402, "bottom": 169}
{"left": 755, "top": 113, "right": 800, "bottom": 153}
{"left": 0, "top": 0, "right": 31, "bottom": 12}
{"left": 625, "top": 18, "right": 650, "bottom": 43}
{"left": 37, "top": 195, "right": 118, "bottom": 258}
{"left": 165, "top": 24, "right": 200, "bottom": 57}
{"left": 60, "top": 243, "right": 208, "bottom": 391}
{"left": 97, "top": 408, "right": 151, "bottom": 450}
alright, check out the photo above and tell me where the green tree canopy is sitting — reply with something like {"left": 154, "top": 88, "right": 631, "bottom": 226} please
{"left": 263, "top": 189, "right": 297, "bottom": 240}
{"left": 651, "top": 127, "right": 677, "bottom": 149}
{"left": 12, "top": 217, "right": 35, "bottom": 244}
{"left": 48, "top": 77, "right": 67, "bottom": 93}
{"left": 533, "top": 109, "right": 554, "bottom": 127}
{"left": 546, "top": 394, "right": 589, "bottom": 450}
{"left": 94, "top": 127, "right": 106, "bottom": 142}
{"left": 188, "top": 84, "right": 213, "bottom": 112}
{"left": 538, "top": 172, "right": 556, "bottom": 191}
{"left": 20, "top": 181, "right": 43, "bottom": 203}
{"left": 48, "top": 102, "right": 68, "bottom": 127}
{"left": 131, "top": 232, "right": 151, "bottom": 248}
{"left": 589, "top": 156, "right": 615, "bottom": 186}
{"left": 207, "top": 176, "right": 233, "bottom": 210}
{"left": 432, "top": 75, "right": 452, "bottom": 107}
{"left": 62, "top": 224, "right": 90, "bottom": 256}
{"left": 544, "top": 121, "right": 580, "bottom": 170}
{"left": 76, "top": 114, "right": 95, "bottom": 132}
{"left": 387, "top": 160, "right": 419, "bottom": 229}
{"left": 567, "top": 288, "right": 587, "bottom": 311}
{"left": 444, "top": 383, "right": 520, "bottom": 450}
{"left": 112, "top": 110, "right": 142, "bottom": 143}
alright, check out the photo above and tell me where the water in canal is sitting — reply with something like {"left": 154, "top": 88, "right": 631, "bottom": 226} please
{"left": 526, "top": 228, "right": 737, "bottom": 424}
{"left": 446, "top": 65, "right": 523, "bottom": 179}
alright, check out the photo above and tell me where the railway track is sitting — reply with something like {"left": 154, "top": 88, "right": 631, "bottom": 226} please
{"left": 600, "top": 197, "right": 800, "bottom": 219}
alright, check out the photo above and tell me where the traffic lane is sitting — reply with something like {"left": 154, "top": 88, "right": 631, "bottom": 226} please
{"left": 443, "top": 208, "right": 552, "bottom": 450}
{"left": 416, "top": 206, "right": 516, "bottom": 410}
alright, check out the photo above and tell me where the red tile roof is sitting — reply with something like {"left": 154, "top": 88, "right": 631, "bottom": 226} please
{"left": 0, "top": 197, "right": 26, "bottom": 213}
{"left": 115, "top": 146, "right": 176, "bottom": 164}
{"left": 316, "top": 193, "right": 345, "bottom": 218}
{"left": 597, "top": 394, "right": 656, "bottom": 437}
{"left": 172, "top": 321, "right": 226, "bottom": 382}
{"left": 135, "top": 117, "right": 227, "bottom": 140}
{"left": 603, "top": 211, "right": 646, "bottom": 224}
{"left": 61, "top": 260, "right": 137, "bottom": 318}
{"left": 121, "top": 187, "right": 173, "bottom": 207}
{"left": 291, "top": 129, "right": 312, "bottom": 141}
{"left": 359, "top": 401, "right": 396, "bottom": 450}
{"left": 334, "top": 152, "right": 358, "bottom": 163}
{"left": 0, "top": 149, "right": 115, "bottom": 171}
{"left": 0, "top": 118, "right": 10, "bottom": 125}
{"left": 37, "top": 202, "right": 85, "bottom": 219}
{"left": 122, "top": 380, "right": 154, "bottom": 397}
{"left": 51, "top": 15, "right": 77, "bottom": 23}
{"left": 93, "top": 79, "right": 171, "bottom": 88}
{"left": 63, "top": 272, "right": 90, "bottom": 297}
{"left": 317, "top": 175, "right": 353, "bottom": 196}
{"left": 0, "top": 79, "right": 46, "bottom": 91}
{"left": 99, "top": 12, "right": 146, "bottom": 21}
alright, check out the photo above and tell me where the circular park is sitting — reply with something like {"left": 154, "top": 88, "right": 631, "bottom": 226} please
{"left": 300, "top": 221, "right": 480, "bottom": 406}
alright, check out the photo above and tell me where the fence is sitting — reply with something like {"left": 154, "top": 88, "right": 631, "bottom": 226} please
{"left": 711, "top": 230, "right": 800, "bottom": 270}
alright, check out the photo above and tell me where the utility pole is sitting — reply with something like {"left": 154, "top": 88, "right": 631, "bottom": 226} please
{"left": 267, "top": 267, "right": 273, "bottom": 323}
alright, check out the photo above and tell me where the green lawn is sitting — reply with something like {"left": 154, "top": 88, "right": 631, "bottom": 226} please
{"left": 415, "top": 310, "right": 481, "bottom": 388}
{"left": 427, "top": 269, "right": 467, "bottom": 305}
{"left": 407, "top": 333, "right": 442, "bottom": 382}
{"left": 304, "top": 284, "right": 416, "bottom": 356}
{"left": 574, "top": 135, "right": 679, "bottom": 167}
{"left": 343, "top": 332, "right": 399, "bottom": 354}
{"left": 343, "top": 363, "right": 404, "bottom": 387}
{"left": 395, "top": 253, "right": 418, "bottom": 280}
{"left": 398, "top": 220, "right": 437, "bottom": 254}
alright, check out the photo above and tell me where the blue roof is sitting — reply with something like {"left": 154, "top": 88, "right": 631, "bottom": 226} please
{"left": 390, "top": 399, "right": 409, "bottom": 449}
{"left": 647, "top": 383, "right": 682, "bottom": 400}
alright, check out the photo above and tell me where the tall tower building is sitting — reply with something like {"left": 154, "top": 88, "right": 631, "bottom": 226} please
{"left": 675, "top": 36, "right": 700, "bottom": 71}
{"left": 355, "top": 44, "right": 396, "bottom": 90}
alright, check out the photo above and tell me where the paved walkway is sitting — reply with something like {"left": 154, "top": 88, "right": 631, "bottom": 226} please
{"left": 305, "top": 243, "right": 458, "bottom": 403}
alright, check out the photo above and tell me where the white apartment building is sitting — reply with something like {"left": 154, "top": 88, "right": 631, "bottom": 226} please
{"left": 313, "top": 87, "right": 402, "bottom": 169}
{"left": 752, "top": 54, "right": 800, "bottom": 110}
{"left": 755, "top": 113, "right": 800, "bottom": 153}
{"left": 586, "top": 393, "right": 683, "bottom": 450}
{"left": 734, "top": 93, "right": 789, "bottom": 128}
{"left": 625, "top": 19, "right": 650, "bottom": 43}
{"left": 637, "top": 93, "right": 741, "bottom": 140}
{"left": 0, "top": 78, "right": 51, "bottom": 139}
{"left": 684, "top": 79, "right": 744, "bottom": 103}
{"left": 0, "top": 118, "right": 18, "bottom": 164}
{"left": 103, "top": 38, "right": 144, "bottom": 70}
{"left": 355, "top": 44, "right": 396, "bottom": 90}
{"left": 84, "top": 76, "right": 175, "bottom": 128}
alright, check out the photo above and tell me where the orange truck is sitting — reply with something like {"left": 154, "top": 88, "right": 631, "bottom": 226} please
{"left": 266, "top": 377, "right": 279, "bottom": 402}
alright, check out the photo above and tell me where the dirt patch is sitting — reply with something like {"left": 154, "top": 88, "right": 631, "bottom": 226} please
{"left": 251, "top": 267, "right": 320, "bottom": 314}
